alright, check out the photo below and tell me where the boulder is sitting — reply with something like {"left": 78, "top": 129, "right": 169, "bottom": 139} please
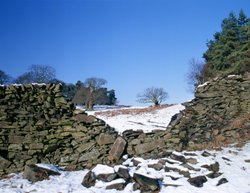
{"left": 186, "top": 157, "right": 198, "bottom": 164}
{"left": 148, "top": 163, "right": 164, "bottom": 171}
{"left": 187, "top": 176, "right": 207, "bottom": 187}
{"left": 217, "top": 178, "right": 228, "bottom": 186}
{"left": 108, "top": 137, "right": 127, "bottom": 161}
{"left": 116, "top": 167, "right": 131, "bottom": 181}
{"left": 96, "top": 173, "right": 117, "bottom": 182}
{"left": 74, "top": 114, "right": 97, "bottom": 124}
{"left": 202, "top": 162, "right": 220, "bottom": 173}
{"left": 201, "top": 151, "right": 212, "bottom": 157}
{"left": 92, "top": 164, "right": 116, "bottom": 182}
{"left": 132, "top": 158, "right": 141, "bottom": 166}
{"left": 97, "top": 133, "right": 116, "bottom": 145}
{"left": 0, "top": 156, "right": 11, "bottom": 170}
{"left": 106, "top": 182, "right": 126, "bottom": 190}
{"left": 133, "top": 173, "right": 160, "bottom": 191}
{"left": 23, "top": 164, "right": 60, "bottom": 183}
{"left": 206, "top": 172, "right": 223, "bottom": 179}
{"left": 134, "top": 139, "right": 164, "bottom": 155}
{"left": 82, "top": 171, "right": 96, "bottom": 188}
{"left": 170, "top": 153, "right": 187, "bottom": 163}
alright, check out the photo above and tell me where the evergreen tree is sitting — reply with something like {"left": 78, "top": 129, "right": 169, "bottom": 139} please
{"left": 202, "top": 10, "right": 250, "bottom": 81}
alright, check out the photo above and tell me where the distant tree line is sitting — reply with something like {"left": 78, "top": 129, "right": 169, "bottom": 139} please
{"left": 188, "top": 9, "right": 250, "bottom": 91}
{"left": 0, "top": 64, "right": 117, "bottom": 110}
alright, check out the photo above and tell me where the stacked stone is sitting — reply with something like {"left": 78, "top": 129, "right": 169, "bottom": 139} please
{"left": 123, "top": 129, "right": 180, "bottom": 159}
{"left": 122, "top": 75, "right": 250, "bottom": 157}
{"left": 168, "top": 75, "right": 250, "bottom": 150}
{"left": 1, "top": 75, "right": 250, "bottom": 175}
{"left": 0, "top": 84, "right": 118, "bottom": 175}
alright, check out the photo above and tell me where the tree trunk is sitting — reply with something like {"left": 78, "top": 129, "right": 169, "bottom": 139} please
{"left": 86, "top": 87, "right": 94, "bottom": 110}
{"left": 154, "top": 101, "right": 159, "bottom": 106}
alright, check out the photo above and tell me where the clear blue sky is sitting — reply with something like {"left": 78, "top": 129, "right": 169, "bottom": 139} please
{"left": 0, "top": 0, "right": 249, "bottom": 105}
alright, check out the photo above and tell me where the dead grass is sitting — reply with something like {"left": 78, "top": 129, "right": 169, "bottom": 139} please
{"left": 230, "top": 113, "right": 250, "bottom": 129}
{"left": 94, "top": 104, "right": 173, "bottom": 117}
{"left": 0, "top": 174, "right": 15, "bottom": 180}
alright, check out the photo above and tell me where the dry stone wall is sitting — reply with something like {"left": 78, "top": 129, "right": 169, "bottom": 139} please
{"left": 1, "top": 75, "right": 250, "bottom": 175}
{"left": 172, "top": 75, "right": 250, "bottom": 150}
{"left": 124, "top": 75, "right": 250, "bottom": 158}
{"left": 0, "top": 84, "right": 118, "bottom": 175}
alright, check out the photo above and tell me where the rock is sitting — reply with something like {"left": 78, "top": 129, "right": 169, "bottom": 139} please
{"left": 217, "top": 178, "right": 228, "bottom": 186}
{"left": 106, "top": 182, "right": 126, "bottom": 190}
{"left": 97, "top": 133, "right": 116, "bottom": 145}
{"left": 169, "top": 113, "right": 183, "bottom": 126}
{"left": 76, "top": 142, "right": 95, "bottom": 153}
{"left": 188, "top": 176, "right": 207, "bottom": 187}
{"left": 23, "top": 164, "right": 60, "bottom": 183}
{"left": 170, "top": 153, "right": 186, "bottom": 163}
{"left": 158, "top": 159, "right": 167, "bottom": 165}
{"left": 8, "top": 144, "right": 23, "bottom": 151}
{"left": 133, "top": 182, "right": 140, "bottom": 191}
{"left": 206, "top": 172, "right": 223, "bottom": 179}
{"left": 29, "top": 143, "right": 44, "bottom": 150}
{"left": 92, "top": 164, "right": 117, "bottom": 182}
{"left": 96, "top": 173, "right": 117, "bottom": 182}
{"left": 134, "top": 139, "right": 164, "bottom": 155}
{"left": 164, "top": 166, "right": 176, "bottom": 172}
{"left": 179, "top": 170, "right": 191, "bottom": 178}
{"left": 133, "top": 173, "right": 160, "bottom": 191}
{"left": 201, "top": 151, "right": 212, "bottom": 157}
{"left": 116, "top": 167, "right": 130, "bottom": 181}
{"left": 222, "top": 157, "right": 231, "bottom": 162}
{"left": 74, "top": 114, "right": 97, "bottom": 124}
{"left": 244, "top": 159, "right": 250, "bottom": 163}
{"left": 132, "top": 159, "right": 141, "bottom": 166}
{"left": 122, "top": 129, "right": 143, "bottom": 140}
{"left": 184, "top": 152, "right": 197, "bottom": 156}
{"left": 78, "top": 149, "right": 101, "bottom": 162}
{"left": 108, "top": 137, "right": 127, "bottom": 161}
{"left": 210, "top": 162, "right": 220, "bottom": 173}
{"left": 216, "top": 178, "right": 228, "bottom": 186}
{"left": 181, "top": 163, "right": 200, "bottom": 172}
{"left": 186, "top": 157, "right": 198, "bottom": 164}
{"left": 82, "top": 171, "right": 96, "bottom": 188}
{"left": 202, "top": 162, "right": 220, "bottom": 173}
{"left": 0, "top": 156, "right": 11, "bottom": 170}
{"left": 148, "top": 163, "right": 164, "bottom": 171}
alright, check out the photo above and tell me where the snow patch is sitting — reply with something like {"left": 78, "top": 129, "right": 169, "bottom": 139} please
{"left": 197, "top": 81, "right": 209, "bottom": 88}
{"left": 92, "top": 164, "right": 115, "bottom": 175}
{"left": 93, "top": 104, "right": 185, "bottom": 134}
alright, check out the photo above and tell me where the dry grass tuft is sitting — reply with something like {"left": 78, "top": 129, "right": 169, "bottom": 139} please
{"left": 94, "top": 104, "right": 173, "bottom": 117}
{"left": 230, "top": 113, "right": 250, "bottom": 129}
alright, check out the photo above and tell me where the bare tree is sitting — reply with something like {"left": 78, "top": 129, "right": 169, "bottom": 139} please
{"left": 137, "top": 87, "right": 168, "bottom": 106}
{"left": 186, "top": 58, "right": 206, "bottom": 93}
{"left": 0, "top": 70, "right": 12, "bottom": 84}
{"left": 15, "top": 64, "right": 56, "bottom": 84}
{"left": 84, "top": 77, "right": 107, "bottom": 110}
{"left": 15, "top": 72, "right": 33, "bottom": 84}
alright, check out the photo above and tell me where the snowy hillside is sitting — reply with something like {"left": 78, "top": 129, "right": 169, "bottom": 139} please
{"left": 1, "top": 104, "right": 250, "bottom": 193}
{"left": 87, "top": 104, "right": 185, "bottom": 133}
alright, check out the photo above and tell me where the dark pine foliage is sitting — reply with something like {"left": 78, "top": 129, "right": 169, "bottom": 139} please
{"left": 202, "top": 10, "right": 250, "bottom": 81}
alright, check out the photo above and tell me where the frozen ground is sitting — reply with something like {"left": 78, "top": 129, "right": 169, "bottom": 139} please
{"left": 87, "top": 104, "right": 185, "bottom": 134}
{"left": 1, "top": 104, "right": 250, "bottom": 193}
{"left": 1, "top": 142, "right": 250, "bottom": 193}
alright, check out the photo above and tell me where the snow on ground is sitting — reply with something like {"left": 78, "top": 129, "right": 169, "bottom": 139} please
{"left": 88, "top": 104, "right": 185, "bottom": 134}
{"left": 1, "top": 142, "right": 250, "bottom": 193}
{"left": 1, "top": 104, "right": 250, "bottom": 193}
